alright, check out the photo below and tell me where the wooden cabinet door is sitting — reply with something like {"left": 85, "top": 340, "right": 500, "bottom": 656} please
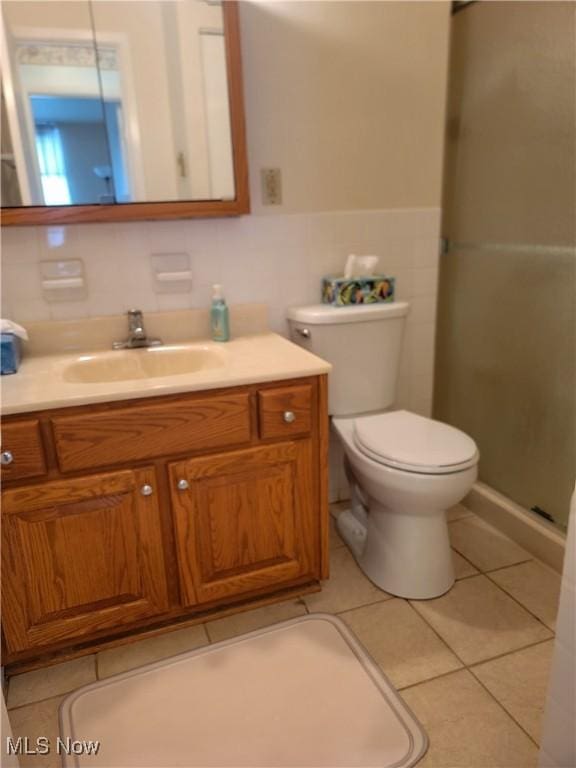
{"left": 2, "top": 468, "right": 169, "bottom": 653}
{"left": 170, "top": 441, "right": 318, "bottom": 605}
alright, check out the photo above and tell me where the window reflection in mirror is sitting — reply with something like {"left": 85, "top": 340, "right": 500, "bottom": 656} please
{"left": 1, "top": 0, "right": 235, "bottom": 207}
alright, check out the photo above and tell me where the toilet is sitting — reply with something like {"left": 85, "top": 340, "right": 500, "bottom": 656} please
{"left": 287, "top": 302, "right": 479, "bottom": 599}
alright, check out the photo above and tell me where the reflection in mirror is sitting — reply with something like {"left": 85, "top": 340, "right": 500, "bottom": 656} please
{"left": 1, "top": 90, "right": 22, "bottom": 206}
{"left": 1, "top": 0, "right": 235, "bottom": 207}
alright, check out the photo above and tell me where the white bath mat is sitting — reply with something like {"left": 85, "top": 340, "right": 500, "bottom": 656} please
{"left": 60, "top": 614, "right": 427, "bottom": 767}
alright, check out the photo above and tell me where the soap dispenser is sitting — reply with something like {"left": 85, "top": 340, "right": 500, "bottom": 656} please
{"left": 210, "top": 284, "right": 230, "bottom": 342}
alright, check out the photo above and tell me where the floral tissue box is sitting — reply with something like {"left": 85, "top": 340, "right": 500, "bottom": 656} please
{"left": 322, "top": 275, "right": 395, "bottom": 306}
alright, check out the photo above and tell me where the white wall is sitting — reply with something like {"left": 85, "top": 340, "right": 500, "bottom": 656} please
{"left": 241, "top": 0, "right": 451, "bottom": 214}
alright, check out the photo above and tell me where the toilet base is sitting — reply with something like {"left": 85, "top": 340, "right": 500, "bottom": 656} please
{"left": 337, "top": 502, "right": 455, "bottom": 600}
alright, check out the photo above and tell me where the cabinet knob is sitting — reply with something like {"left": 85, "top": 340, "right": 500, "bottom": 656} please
{"left": 177, "top": 479, "right": 189, "bottom": 491}
{"left": 1, "top": 450, "right": 14, "bottom": 466}
{"left": 140, "top": 484, "right": 153, "bottom": 496}
{"left": 283, "top": 411, "right": 296, "bottom": 424}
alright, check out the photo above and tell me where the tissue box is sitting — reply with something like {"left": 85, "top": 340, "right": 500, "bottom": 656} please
{"left": 1, "top": 333, "right": 22, "bottom": 375}
{"left": 322, "top": 275, "right": 395, "bottom": 306}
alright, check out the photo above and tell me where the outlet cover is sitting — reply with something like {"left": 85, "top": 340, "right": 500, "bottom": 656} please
{"left": 261, "top": 168, "right": 282, "bottom": 205}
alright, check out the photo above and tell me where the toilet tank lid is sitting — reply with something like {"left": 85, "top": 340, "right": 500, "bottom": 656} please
{"left": 288, "top": 302, "right": 410, "bottom": 325}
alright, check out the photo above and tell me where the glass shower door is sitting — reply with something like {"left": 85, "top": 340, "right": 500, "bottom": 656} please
{"left": 435, "top": 1, "right": 576, "bottom": 529}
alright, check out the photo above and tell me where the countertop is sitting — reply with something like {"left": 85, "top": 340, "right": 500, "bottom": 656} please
{"left": 1, "top": 333, "right": 331, "bottom": 416}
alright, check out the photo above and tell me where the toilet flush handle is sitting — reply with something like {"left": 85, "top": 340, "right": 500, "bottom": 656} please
{"left": 296, "top": 327, "right": 311, "bottom": 339}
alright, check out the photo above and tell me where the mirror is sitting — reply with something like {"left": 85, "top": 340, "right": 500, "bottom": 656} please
{"left": 0, "top": 0, "right": 249, "bottom": 224}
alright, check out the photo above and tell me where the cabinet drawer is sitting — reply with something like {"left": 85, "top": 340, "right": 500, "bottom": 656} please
{"left": 258, "top": 384, "right": 313, "bottom": 440}
{"left": 1, "top": 420, "right": 47, "bottom": 482}
{"left": 52, "top": 393, "right": 252, "bottom": 473}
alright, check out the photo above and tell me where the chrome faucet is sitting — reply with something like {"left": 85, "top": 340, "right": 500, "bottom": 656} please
{"left": 113, "top": 309, "right": 163, "bottom": 349}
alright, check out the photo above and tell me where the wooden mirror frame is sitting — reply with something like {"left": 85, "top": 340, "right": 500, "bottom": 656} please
{"left": 1, "top": 1, "right": 249, "bottom": 226}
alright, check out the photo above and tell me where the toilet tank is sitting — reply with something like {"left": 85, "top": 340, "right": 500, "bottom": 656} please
{"left": 287, "top": 302, "right": 409, "bottom": 417}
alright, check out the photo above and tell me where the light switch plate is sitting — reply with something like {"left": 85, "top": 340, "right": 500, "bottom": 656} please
{"left": 261, "top": 168, "right": 282, "bottom": 205}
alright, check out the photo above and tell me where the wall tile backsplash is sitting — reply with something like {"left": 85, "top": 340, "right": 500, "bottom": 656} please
{"left": 1, "top": 207, "right": 440, "bottom": 428}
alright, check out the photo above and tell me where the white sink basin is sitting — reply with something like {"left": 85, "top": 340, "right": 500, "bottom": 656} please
{"left": 63, "top": 345, "right": 225, "bottom": 384}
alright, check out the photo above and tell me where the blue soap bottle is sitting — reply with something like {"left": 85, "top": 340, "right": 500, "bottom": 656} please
{"left": 210, "top": 284, "right": 230, "bottom": 342}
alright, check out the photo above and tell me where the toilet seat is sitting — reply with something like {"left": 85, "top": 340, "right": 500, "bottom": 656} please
{"left": 353, "top": 410, "right": 479, "bottom": 475}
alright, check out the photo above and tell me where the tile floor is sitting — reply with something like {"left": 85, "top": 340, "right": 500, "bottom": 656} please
{"left": 6, "top": 502, "right": 562, "bottom": 768}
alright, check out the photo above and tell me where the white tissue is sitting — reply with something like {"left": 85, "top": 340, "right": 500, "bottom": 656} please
{"left": 343, "top": 254, "right": 356, "bottom": 280}
{"left": 355, "top": 255, "right": 379, "bottom": 276}
{"left": 342, "top": 254, "right": 379, "bottom": 279}
{"left": 0, "top": 319, "right": 29, "bottom": 341}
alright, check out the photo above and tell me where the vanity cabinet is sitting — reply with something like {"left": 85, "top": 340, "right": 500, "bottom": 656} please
{"left": 170, "top": 441, "right": 316, "bottom": 606}
{"left": 2, "top": 467, "right": 169, "bottom": 653}
{"left": 0, "top": 376, "right": 328, "bottom": 668}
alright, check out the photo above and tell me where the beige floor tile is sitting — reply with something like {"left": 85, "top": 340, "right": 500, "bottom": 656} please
{"left": 7, "top": 656, "right": 96, "bottom": 710}
{"left": 402, "top": 670, "right": 538, "bottom": 767}
{"left": 8, "top": 696, "right": 63, "bottom": 768}
{"left": 303, "top": 546, "right": 391, "bottom": 614}
{"left": 446, "top": 503, "right": 473, "bottom": 522}
{"left": 489, "top": 560, "right": 561, "bottom": 630}
{"left": 411, "top": 575, "right": 553, "bottom": 665}
{"left": 205, "top": 599, "right": 307, "bottom": 643}
{"left": 471, "top": 640, "right": 554, "bottom": 744}
{"left": 449, "top": 516, "right": 531, "bottom": 571}
{"left": 341, "top": 599, "right": 462, "bottom": 689}
{"left": 452, "top": 550, "right": 478, "bottom": 580}
{"left": 97, "top": 624, "right": 209, "bottom": 679}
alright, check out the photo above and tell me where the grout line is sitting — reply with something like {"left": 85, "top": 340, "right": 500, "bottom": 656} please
{"left": 7, "top": 692, "right": 70, "bottom": 713}
{"left": 399, "top": 604, "right": 548, "bottom": 750}
{"left": 405, "top": 600, "right": 468, "bottom": 667}
{"left": 449, "top": 538, "right": 534, "bottom": 573}
{"left": 200, "top": 623, "right": 212, "bottom": 645}
{"left": 398, "top": 667, "right": 465, "bottom": 693}
{"left": 203, "top": 622, "right": 214, "bottom": 644}
{"left": 404, "top": 584, "right": 554, "bottom": 751}
{"left": 407, "top": 586, "right": 553, "bottom": 668}
{"left": 331, "top": 542, "right": 555, "bottom": 748}
{"left": 332, "top": 594, "right": 394, "bottom": 615}
{"left": 484, "top": 558, "right": 536, "bottom": 575}
{"left": 454, "top": 571, "right": 480, "bottom": 581}
{"left": 484, "top": 572, "right": 557, "bottom": 634}
{"left": 467, "top": 637, "right": 555, "bottom": 671}
{"left": 468, "top": 667, "right": 541, "bottom": 749}
{"left": 450, "top": 546, "right": 481, "bottom": 576}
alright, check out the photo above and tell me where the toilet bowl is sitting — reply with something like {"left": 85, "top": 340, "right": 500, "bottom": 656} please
{"left": 333, "top": 411, "right": 478, "bottom": 599}
{"left": 287, "top": 301, "right": 479, "bottom": 600}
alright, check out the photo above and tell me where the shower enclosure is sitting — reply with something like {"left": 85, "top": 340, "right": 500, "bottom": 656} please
{"left": 435, "top": 1, "right": 576, "bottom": 530}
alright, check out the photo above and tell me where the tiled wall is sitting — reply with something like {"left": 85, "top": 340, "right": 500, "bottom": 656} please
{"left": 1, "top": 207, "right": 440, "bottom": 498}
